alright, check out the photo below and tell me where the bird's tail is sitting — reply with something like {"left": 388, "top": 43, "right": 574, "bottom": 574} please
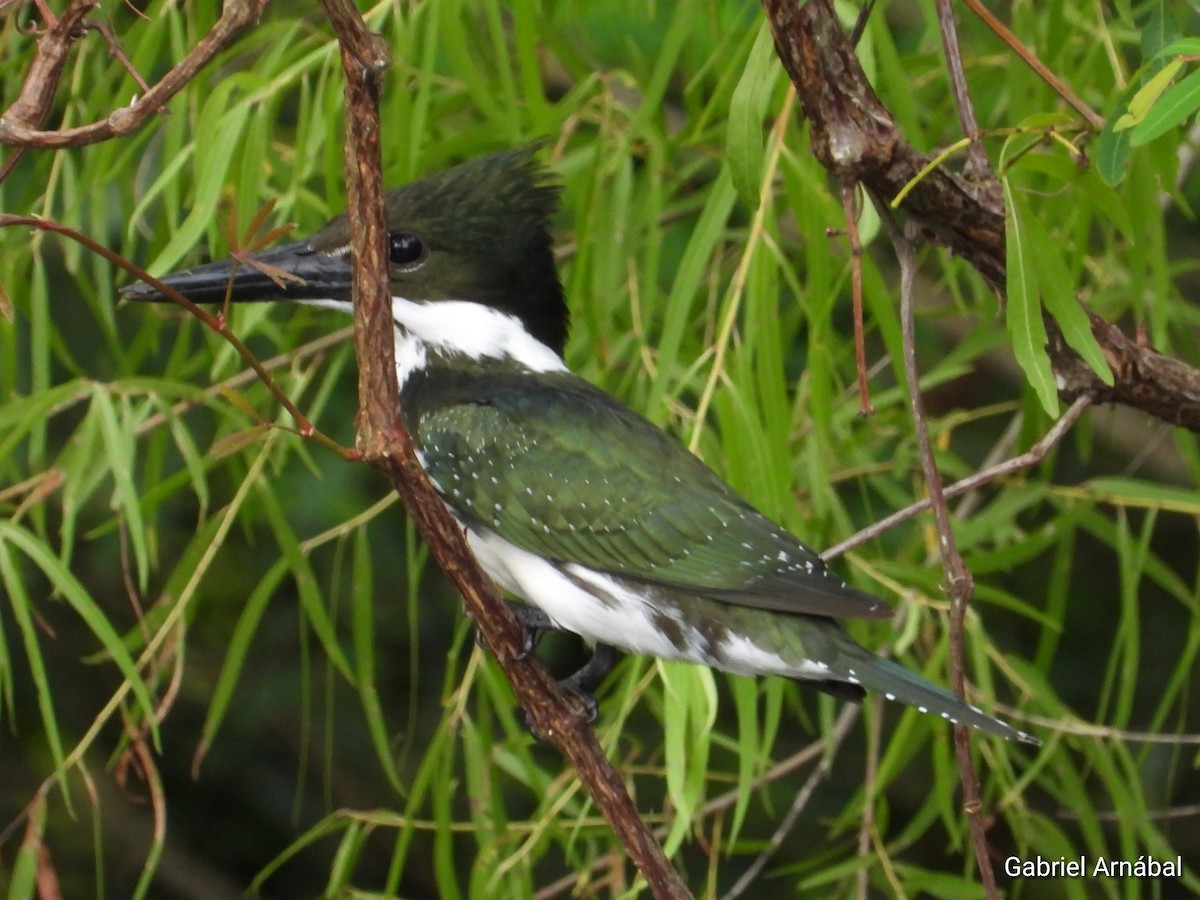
{"left": 839, "top": 650, "right": 1040, "bottom": 746}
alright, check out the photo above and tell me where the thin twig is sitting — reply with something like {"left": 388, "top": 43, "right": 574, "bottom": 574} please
{"left": 934, "top": 0, "right": 991, "bottom": 179}
{"left": 0, "top": 0, "right": 269, "bottom": 151}
{"left": 960, "top": 0, "right": 1105, "bottom": 129}
{"left": 823, "top": 395, "right": 1092, "bottom": 560}
{"left": 719, "top": 705, "right": 861, "bottom": 900}
{"left": 0, "top": 215, "right": 345, "bottom": 456}
{"left": 886, "top": 205, "right": 998, "bottom": 899}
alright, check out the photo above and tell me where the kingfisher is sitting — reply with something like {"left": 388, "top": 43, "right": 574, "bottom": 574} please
{"left": 123, "top": 147, "right": 1037, "bottom": 745}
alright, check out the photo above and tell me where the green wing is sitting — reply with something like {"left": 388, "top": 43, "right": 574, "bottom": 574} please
{"left": 405, "top": 368, "right": 887, "bottom": 620}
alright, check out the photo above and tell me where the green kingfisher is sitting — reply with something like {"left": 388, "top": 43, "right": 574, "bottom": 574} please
{"left": 122, "top": 147, "right": 1037, "bottom": 745}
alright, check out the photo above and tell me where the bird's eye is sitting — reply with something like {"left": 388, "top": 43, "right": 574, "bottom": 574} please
{"left": 389, "top": 232, "right": 425, "bottom": 268}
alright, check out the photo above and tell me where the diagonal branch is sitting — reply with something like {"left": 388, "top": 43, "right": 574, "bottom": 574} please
{"left": 0, "top": 0, "right": 269, "bottom": 151}
{"left": 318, "top": 2, "right": 690, "bottom": 897}
{"left": 760, "top": 0, "right": 1200, "bottom": 435}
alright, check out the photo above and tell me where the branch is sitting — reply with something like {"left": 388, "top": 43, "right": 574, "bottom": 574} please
{"left": 761, "top": 0, "right": 1006, "bottom": 288}
{"left": 318, "top": 3, "right": 690, "bottom": 896}
{"left": 1049, "top": 313, "right": 1200, "bottom": 432}
{"left": 933, "top": 0, "right": 991, "bottom": 179}
{"left": 760, "top": 0, "right": 1200, "bottom": 435}
{"left": 0, "top": 0, "right": 269, "bottom": 150}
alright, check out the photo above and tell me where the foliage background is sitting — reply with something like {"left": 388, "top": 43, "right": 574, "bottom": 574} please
{"left": 1, "top": 0, "right": 1199, "bottom": 897}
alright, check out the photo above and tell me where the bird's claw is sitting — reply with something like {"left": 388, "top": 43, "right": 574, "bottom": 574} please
{"left": 519, "top": 642, "right": 621, "bottom": 741}
{"left": 473, "top": 601, "right": 554, "bottom": 657}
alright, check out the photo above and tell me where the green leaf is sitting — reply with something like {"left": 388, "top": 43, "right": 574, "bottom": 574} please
{"left": 1084, "top": 476, "right": 1200, "bottom": 513}
{"left": 1154, "top": 37, "right": 1200, "bottom": 59}
{"left": 658, "top": 661, "right": 716, "bottom": 855}
{"left": 0, "top": 542, "right": 67, "bottom": 788}
{"left": 1131, "top": 65, "right": 1200, "bottom": 145}
{"left": 1002, "top": 179, "right": 1059, "bottom": 415}
{"left": 1114, "top": 58, "right": 1183, "bottom": 130}
{"left": 1142, "top": 1, "right": 1183, "bottom": 61}
{"left": 0, "top": 522, "right": 160, "bottom": 748}
{"left": 93, "top": 387, "right": 150, "bottom": 590}
{"left": 726, "top": 21, "right": 778, "bottom": 205}
{"left": 196, "top": 558, "right": 284, "bottom": 769}
{"left": 1096, "top": 96, "right": 1136, "bottom": 185}
{"left": 1021, "top": 207, "right": 1114, "bottom": 385}
{"left": 1097, "top": 5, "right": 1183, "bottom": 185}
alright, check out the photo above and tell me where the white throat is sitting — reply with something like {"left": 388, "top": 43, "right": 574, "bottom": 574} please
{"left": 389, "top": 296, "right": 566, "bottom": 386}
{"left": 297, "top": 295, "right": 566, "bottom": 386}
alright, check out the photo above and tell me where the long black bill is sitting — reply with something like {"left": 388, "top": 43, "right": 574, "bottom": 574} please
{"left": 119, "top": 239, "right": 354, "bottom": 305}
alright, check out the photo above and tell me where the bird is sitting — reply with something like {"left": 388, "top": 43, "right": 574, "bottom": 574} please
{"left": 122, "top": 146, "right": 1038, "bottom": 746}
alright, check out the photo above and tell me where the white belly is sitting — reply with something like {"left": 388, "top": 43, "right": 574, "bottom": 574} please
{"left": 463, "top": 526, "right": 833, "bottom": 680}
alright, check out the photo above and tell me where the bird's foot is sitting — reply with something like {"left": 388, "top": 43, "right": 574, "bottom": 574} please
{"left": 473, "top": 601, "right": 555, "bottom": 658}
{"left": 507, "top": 602, "right": 556, "bottom": 659}
{"left": 560, "top": 642, "right": 622, "bottom": 699}
{"left": 520, "top": 643, "right": 622, "bottom": 739}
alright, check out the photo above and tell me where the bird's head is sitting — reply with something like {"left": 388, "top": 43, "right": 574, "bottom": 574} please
{"left": 121, "top": 147, "right": 569, "bottom": 355}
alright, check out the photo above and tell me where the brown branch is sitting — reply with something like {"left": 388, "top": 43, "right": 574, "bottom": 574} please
{"left": 760, "top": 0, "right": 1200, "bottom": 434}
{"left": 1048, "top": 313, "right": 1200, "bottom": 432}
{"left": 762, "top": 0, "right": 1006, "bottom": 288}
{"left": 318, "top": 2, "right": 689, "bottom": 896}
{"left": 3, "top": 0, "right": 98, "bottom": 131}
{"left": 960, "top": 0, "right": 1105, "bottom": 130}
{"left": 0, "top": 0, "right": 269, "bottom": 150}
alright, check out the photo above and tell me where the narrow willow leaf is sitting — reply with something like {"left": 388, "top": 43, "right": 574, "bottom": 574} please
{"left": 165, "top": 406, "right": 210, "bottom": 516}
{"left": 650, "top": 167, "right": 738, "bottom": 414}
{"left": 197, "top": 559, "right": 284, "bottom": 768}
{"left": 1097, "top": 5, "right": 1182, "bottom": 184}
{"left": 352, "top": 528, "right": 406, "bottom": 797}
{"left": 0, "top": 522, "right": 159, "bottom": 745}
{"left": 726, "top": 22, "right": 778, "bottom": 205}
{"left": 1022, "top": 211, "right": 1114, "bottom": 385}
{"left": 1096, "top": 103, "right": 1136, "bottom": 186}
{"left": 1142, "top": 0, "right": 1183, "bottom": 61}
{"left": 7, "top": 794, "right": 47, "bottom": 898}
{"left": 1155, "top": 37, "right": 1200, "bottom": 59}
{"left": 1131, "top": 65, "right": 1200, "bottom": 145}
{"left": 659, "top": 661, "right": 716, "bottom": 856}
{"left": 0, "top": 543, "right": 67, "bottom": 785}
{"left": 1114, "top": 58, "right": 1183, "bottom": 130}
{"left": 147, "top": 82, "right": 248, "bottom": 273}
{"left": 1085, "top": 476, "right": 1200, "bottom": 512}
{"left": 1009, "top": 152, "right": 1134, "bottom": 240}
{"left": 730, "top": 676, "right": 759, "bottom": 845}
{"left": 216, "top": 384, "right": 267, "bottom": 422}
{"left": 94, "top": 388, "right": 150, "bottom": 589}
{"left": 256, "top": 485, "right": 354, "bottom": 681}
{"left": 210, "top": 425, "right": 270, "bottom": 460}
{"left": 1002, "top": 180, "right": 1059, "bottom": 415}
